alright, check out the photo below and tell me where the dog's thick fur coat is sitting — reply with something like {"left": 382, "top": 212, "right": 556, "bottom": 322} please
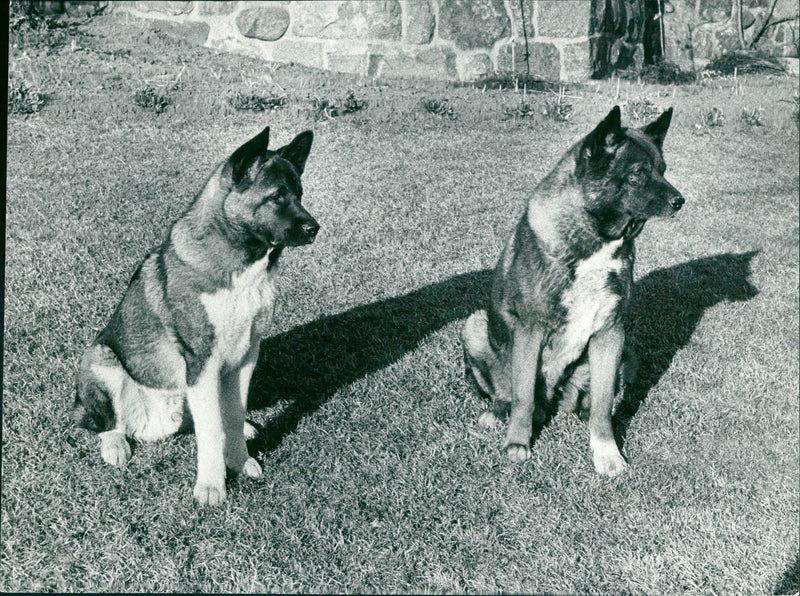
{"left": 74, "top": 127, "right": 319, "bottom": 505}
{"left": 462, "top": 106, "right": 684, "bottom": 475}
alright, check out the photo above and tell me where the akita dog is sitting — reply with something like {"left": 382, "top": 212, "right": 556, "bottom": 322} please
{"left": 74, "top": 126, "right": 319, "bottom": 505}
{"left": 462, "top": 106, "right": 684, "bottom": 476}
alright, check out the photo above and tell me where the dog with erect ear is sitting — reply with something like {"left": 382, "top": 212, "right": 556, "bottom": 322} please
{"left": 74, "top": 127, "right": 319, "bottom": 505}
{"left": 462, "top": 106, "right": 684, "bottom": 476}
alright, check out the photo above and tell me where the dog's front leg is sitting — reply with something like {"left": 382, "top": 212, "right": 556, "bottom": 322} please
{"left": 588, "top": 324, "right": 627, "bottom": 477}
{"left": 221, "top": 344, "right": 262, "bottom": 479}
{"left": 503, "top": 326, "right": 544, "bottom": 462}
{"left": 186, "top": 359, "right": 227, "bottom": 506}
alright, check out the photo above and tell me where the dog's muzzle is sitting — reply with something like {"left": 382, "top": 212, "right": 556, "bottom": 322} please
{"left": 668, "top": 193, "right": 685, "bottom": 211}
{"left": 300, "top": 221, "right": 319, "bottom": 243}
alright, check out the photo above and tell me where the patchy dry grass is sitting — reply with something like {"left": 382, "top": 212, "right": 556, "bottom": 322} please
{"left": 3, "top": 10, "right": 799, "bottom": 594}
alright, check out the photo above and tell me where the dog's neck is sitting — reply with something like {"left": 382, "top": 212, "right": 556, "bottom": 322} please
{"left": 170, "top": 167, "right": 281, "bottom": 279}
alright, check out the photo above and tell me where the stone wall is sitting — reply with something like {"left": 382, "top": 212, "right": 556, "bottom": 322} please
{"left": 662, "top": 0, "right": 799, "bottom": 68}
{"left": 112, "top": 0, "right": 594, "bottom": 82}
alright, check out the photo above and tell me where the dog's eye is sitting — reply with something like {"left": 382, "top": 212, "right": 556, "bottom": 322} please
{"left": 265, "top": 194, "right": 286, "bottom": 206}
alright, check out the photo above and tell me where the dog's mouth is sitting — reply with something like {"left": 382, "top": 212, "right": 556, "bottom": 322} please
{"left": 622, "top": 217, "right": 645, "bottom": 238}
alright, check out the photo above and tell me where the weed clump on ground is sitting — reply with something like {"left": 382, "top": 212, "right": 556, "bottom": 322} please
{"left": 7, "top": 77, "right": 46, "bottom": 114}
{"left": 740, "top": 106, "right": 765, "bottom": 126}
{"left": 542, "top": 89, "right": 573, "bottom": 121}
{"left": 700, "top": 106, "right": 725, "bottom": 128}
{"left": 228, "top": 91, "right": 288, "bottom": 112}
{"left": 133, "top": 86, "right": 172, "bottom": 114}
{"left": 423, "top": 98, "right": 456, "bottom": 118}
{"left": 503, "top": 100, "right": 537, "bottom": 120}
{"left": 625, "top": 96, "right": 662, "bottom": 122}
{"left": 312, "top": 90, "right": 367, "bottom": 120}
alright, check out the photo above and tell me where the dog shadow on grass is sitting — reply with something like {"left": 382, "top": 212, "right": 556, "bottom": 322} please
{"left": 774, "top": 551, "right": 799, "bottom": 594}
{"left": 246, "top": 251, "right": 758, "bottom": 455}
{"left": 613, "top": 250, "right": 760, "bottom": 447}
{"left": 247, "top": 268, "right": 494, "bottom": 453}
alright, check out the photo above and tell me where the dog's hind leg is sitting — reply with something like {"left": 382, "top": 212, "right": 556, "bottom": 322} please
{"left": 462, "top": 311, "right": 495, "bottom": 397}
{"left": 75, "top": 344, "right": 134, "bottom": 466}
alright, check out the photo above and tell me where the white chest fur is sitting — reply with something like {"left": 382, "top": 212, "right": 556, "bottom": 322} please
{"left": 542, "top": 238, "right": 626, "bottom": 387}
{"left": 200, "top": 253, "right": 278, "bottom": 369}
{"left": 563, "top": 238, "right": 626, "bottom": 338}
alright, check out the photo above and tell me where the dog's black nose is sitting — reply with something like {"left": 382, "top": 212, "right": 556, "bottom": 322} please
{"left": 301, "top": 222, "right": 319, "bottom": 240}
{"left": 669, "top": 194, "right": 685, "bottom": 210}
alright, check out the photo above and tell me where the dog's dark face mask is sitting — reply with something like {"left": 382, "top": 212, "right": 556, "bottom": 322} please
{"left": 578, "top": 106, "right": 685, "bottom": 239}
{"left": 222, "top": 128, "right": 320, "bottom": 254}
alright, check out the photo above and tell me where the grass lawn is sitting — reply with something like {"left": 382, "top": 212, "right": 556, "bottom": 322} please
{"left": 3, "top": 10, "right": 799, "bottom": 594}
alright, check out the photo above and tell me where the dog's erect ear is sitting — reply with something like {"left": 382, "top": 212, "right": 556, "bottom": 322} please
{"left": 224, "top": 125, "right": 270, "bottom": 187}
{"left": 641, "top": 107, "right": 673, "bottom": 149}
{"left": 580, "top": 106, "right": 625, "bottom": 163}
{"left": 277, "top": 130, "right": 313, "bottom": 175}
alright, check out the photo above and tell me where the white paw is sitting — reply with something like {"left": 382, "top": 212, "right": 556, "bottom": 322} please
{"left": 100, "top": 432, "right": 130, "bottom": 467}
{"left": 193, "top": 482, "right": 226, "bottom": 506}
{"left": 592, "top": 441, "right": 627, "bottom": 477}
{"left": 505, "top": 443, "right": 531, "bottom": 463}
{"left": 242, "top": 457, "right": 262, "bottom": 479}
{"left": 243, "top": 421, "right": 259, "bottom": 441}
{"left": 478, "top": 410, "right": 502, "bottom": 428}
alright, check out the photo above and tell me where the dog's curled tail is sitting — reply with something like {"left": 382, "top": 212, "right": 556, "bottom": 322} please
{"left": 73, "top": 344, "right": 118, "bottom": 433}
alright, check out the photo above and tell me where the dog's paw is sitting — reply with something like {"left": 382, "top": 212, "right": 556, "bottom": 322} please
{"left": 193, "top": 482, "right": 226, "bottom": 506}
{"left": 477, "top": 410, "right": 502, "bottom": 428}
{"left": 243, "top": 421, "right": 259, "bottom": 441}
{"left": 504, "top": 443, "right": 531, "bottom": 463}
{"left": 100, "top": 432, "right": 131, "bottom": 467}
{"left": 242, "top": 457, "right": 262, "bottom": 479}
{"left": 592, "top": 442, "right": 627, "bottom": 477}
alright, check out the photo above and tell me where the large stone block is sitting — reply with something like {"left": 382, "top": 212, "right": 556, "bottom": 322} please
{"left": 561, "top": 40, "right": 590, "bottom": 81}
{"left": 293, "top": 1, "right": 402, "bottom": 41}
{"left": 327, "top": 52, "right": 368, "bottom": 75}
{"left": 236, "top": 6, "right": 290, "bottom": 41}
{"left": 272, "top": 40, "right": 326, "bottom": 70}
{"left": 459, "top": 53, "right": 494, "bottom": 81}
{"left": 405, "top": 0, "right": 435, "bottom": 44}
{"left": 197, "top": 1, "right": 238, "bottom": 15}
{"left": 507, "top": 0, "right": 535, "bottom": 38}
{"left": 497, "top": 40, "right": 560, "bottom": 80}
{"left": 133, "top": 1, "right": 193, "bottom": 15}
{"left": 536, "top": 1, "right": 590, "bottom": 38}
{"left": 438, "top": 0, "right": 511, "bottom": 50}
{"left": 378, "top": 48, "right": 458, "bottom": 80}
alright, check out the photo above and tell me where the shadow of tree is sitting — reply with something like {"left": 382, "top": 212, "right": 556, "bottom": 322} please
{"left": 614, "top": 251, "right": 760, "bottom": 444}
{"left": 247, "top": 269, "right": 493, "bottom": 452}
